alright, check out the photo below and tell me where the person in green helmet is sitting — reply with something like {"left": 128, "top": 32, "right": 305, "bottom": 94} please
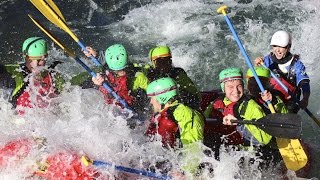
{"left": 3, "top": 37, "right": 64, "bottom": 115}
{"left": 246, "top": 66, "right": 287, "bottom": 168}
{"left": 147, "top": 45, "right": 201, "bottom": 110}
{"left": 246, "top": 66, "right": 288, "bottom": 114}
{"left": 203, "top": 68, "right": 277, "bottom": 166}
{"left": 145, "top": 77, "right": 205, "bottom": 177}
{"left": 82, "top": 44, "right": 149, "bottom": 113}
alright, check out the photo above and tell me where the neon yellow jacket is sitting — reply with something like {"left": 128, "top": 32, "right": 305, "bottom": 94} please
{"left": 164, "top": 101, "right": 204, "bottom": 175}
{"left": 224, "top": 97, "right": 272, "bottom": 145}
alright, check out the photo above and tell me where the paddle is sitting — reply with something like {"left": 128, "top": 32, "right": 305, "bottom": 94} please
{"left": 207, "top": 113, "right": 302, "bottom": 139}
{"left": 81, "top": 156, "right": 172, "bottom": 180}
{"left": 28, "top": 14, "right": 133, "bottom": 112}
{"left": 29, "top": 0, "right": 101, "bottom": 66}
{"left": 217, "top": 5, "right": 307, "bottom": 171}
{"left": 262, "top": 64, "right": 320, "bottom": 127}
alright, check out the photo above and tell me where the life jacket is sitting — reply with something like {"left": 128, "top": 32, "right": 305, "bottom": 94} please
{"left": 98, "top": 64, "right": 148, "bottom": 108}
{"left": 6, "top": 62, "right": 64, "bottom": 110}
{"left": 206, "top": 96, "right": 251, "bottom": 145}
{"left": 16, "top": 72, "right": 57, "bottom": 111}
{"left": 99, "top": 71, "right": 134, "bottom": 107}
{"left": 269, "top": 56, "right": 299, "bottom": 102}
{"left": 145, "top": 105, "right": 180, "bottom": 149}
{"left": 249, "top": 90, "right": 286, "bottom": 115}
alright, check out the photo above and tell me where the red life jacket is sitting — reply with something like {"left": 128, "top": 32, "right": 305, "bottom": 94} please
{"left": 270, "top": 77, "right": 296, "bottom": 103}
{"left": 145, "top": 107, "right": 179, "bottom": 148}
{"left": 99, "top": 72, "right": 134, "bottom": 108}
{"left": 16, "top": 73, "right": 57, "bottom": 114}
{"left": 205, "top": 97, "right": 244, "bottom": 145}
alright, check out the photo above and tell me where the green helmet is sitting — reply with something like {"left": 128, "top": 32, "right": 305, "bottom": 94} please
{"left": 105, "top": 44, "right": 128, "bottom": 71}
{"left": 149, "top": 46, "right": 172, "bottom": 62}
{"left": 219, "top": 68, "right": 243, "bottom": 92}
{"left": 22, "top": 37, "right": 48, "bottom": 59}
{"left": 146, "top": 77, "right": 177, "bottom": 104}
{"left": 246, "top": 66, "right": 270, "bottom": 80}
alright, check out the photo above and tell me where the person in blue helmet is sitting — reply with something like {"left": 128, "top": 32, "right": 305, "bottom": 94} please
{"left": 254, "top": 30, "right": 310, "bottom": 113}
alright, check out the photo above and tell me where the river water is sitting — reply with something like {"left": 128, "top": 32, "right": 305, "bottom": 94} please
{"left": 0, "top": 0, "right": 319, "bottom": 179}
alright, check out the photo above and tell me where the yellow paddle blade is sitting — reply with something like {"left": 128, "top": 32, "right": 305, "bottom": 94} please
{"left": 276, "top": 138, "right": 308, "bottom": 171}
{"left": 28, "top": 14, "right": 76, "bottom": 58}
{"left": 29, "top": 0, "right": 79, "bottom": 42}
{"left": 216, "top": 5, "right": 308, "bottom": 172}
{"left": 45, "top": 0, "right": 66, "bottom": 22}
{"left": 29, "top": 0, "right": 66, "bottom": 26}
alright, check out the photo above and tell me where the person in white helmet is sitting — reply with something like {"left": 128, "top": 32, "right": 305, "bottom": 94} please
{"left": 254, "top": 30, "right": 310, "bottom": 113}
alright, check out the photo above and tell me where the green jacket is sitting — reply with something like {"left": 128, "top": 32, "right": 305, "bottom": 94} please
{"left": 204, "top": 96, "right": 272, "bottom": 145}
{"left": 270, "top": 95, "right": 288, "bottom": 114}
{"left": 249, "top": 92, "right": 288, "bottom": 114}
{"left": 226, "top": 97, "right": 272, "bottom": 145}
{"left": 169, "top": 101, "right": 204, "bottom": 145}
{"left": 166, "top": 101, "right": 204, "bottom": 175}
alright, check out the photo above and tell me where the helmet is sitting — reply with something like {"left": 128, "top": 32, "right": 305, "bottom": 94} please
{"left": 105, "top": 44, "right": 128, "bottom": 71}
{"left": 246, "top": 66, "right": 270, "bottom": 80}
{"left": 270, "top": 30, "right": 291, "bottom": 47}
{"left": 146, "top": 77, "right": 177, "bottom": 104}
{"left": 22, "top": 37, "right": 48, "bottom": 60}
{"left": 149, "top": 46, "right": 172, "bottom": 62}
{"left": 219, "top": 68, "right": 243, "bottom": 92}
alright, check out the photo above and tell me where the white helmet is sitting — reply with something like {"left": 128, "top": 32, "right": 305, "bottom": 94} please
{"left": 270, "top": 30, "right": 292, "bottom": 47}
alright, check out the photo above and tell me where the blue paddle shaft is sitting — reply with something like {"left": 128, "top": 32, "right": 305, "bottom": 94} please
{"left": 223, "top": 15, "right": 273, "bottom": 107}
{"left": 263, "top": 65, "right": 320, "bottom": 127}
{"left": 93, "top": 160, "right": 171, "bottom": 180}
{"left": 74, "top": 56, "right": 132, "bottom": 111}
{"left": 76, "top": 41, "right": 102, "bottom": 66}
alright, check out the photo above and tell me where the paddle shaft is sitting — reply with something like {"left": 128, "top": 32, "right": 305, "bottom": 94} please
{"left": 218, "top": 9, "right": 275, "bottom": 113}
{"left": 262, "top": 64, "right": 320, "bottom": 127}
{"left": 93, "top": 160, "right": 171, "bottom": 180}
{"left": 217, "top": 5, "right": 307, "bottom": 171}
{"left": 206, "top": 115, "right": 301, "bottom": 139}
{"left": 232, "top": 119, "right": 299, "bottom": 129}
{"left": 207, "top": 117, "right": 300, "bottom": 129}
{"left": 28, "top": 15, "right": 132, "bottom": 111}
{"left": 29, "top": 0, "right": 101, "bottom": 66}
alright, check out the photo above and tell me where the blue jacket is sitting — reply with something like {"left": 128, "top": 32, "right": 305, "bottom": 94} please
{"left": 263, "top": 53, "right": 310, "bottom": 93}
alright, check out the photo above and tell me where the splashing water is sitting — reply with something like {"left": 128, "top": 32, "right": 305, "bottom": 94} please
{"left": 0, "top": 0, "right": 320, "bottom": 179}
